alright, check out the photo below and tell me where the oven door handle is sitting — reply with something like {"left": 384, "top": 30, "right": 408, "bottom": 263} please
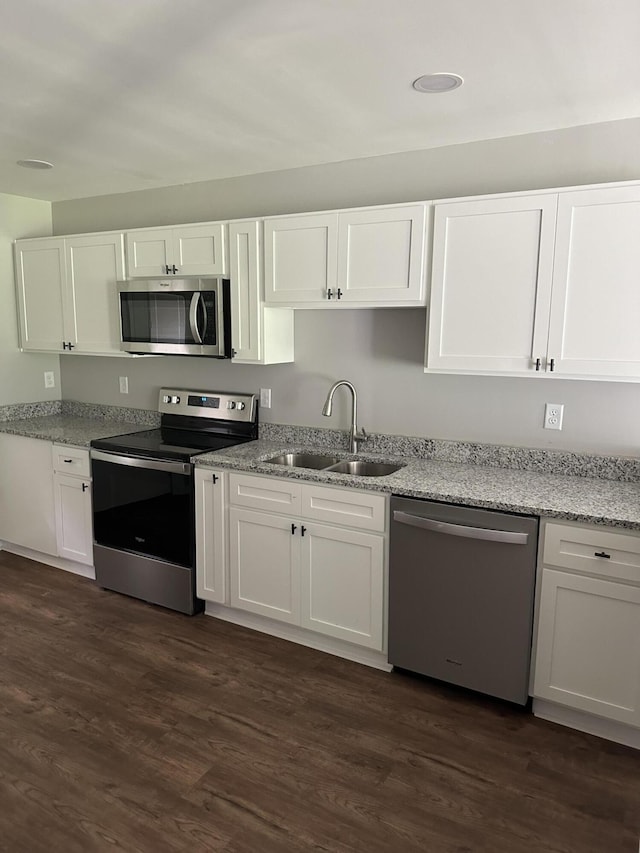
{"left": 91, "top": 450, "right": 192, "bottom": 475}
{"left": 189, "top": 293, "right": 203, "bottom": 344}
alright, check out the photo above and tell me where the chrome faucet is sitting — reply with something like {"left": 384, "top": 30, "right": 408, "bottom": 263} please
{"left": 322, "top": 380, "right": 367, "bottom": 453}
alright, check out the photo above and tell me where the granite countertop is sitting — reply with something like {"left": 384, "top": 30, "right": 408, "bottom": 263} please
{"left": 3, "top": 411, "right": 637, "bottom": 530}
{"left": 196, "top": 439, "right": 640, "bottom": 531}
{"left": 0, "top": 415, "right": 150, "bottom": 447}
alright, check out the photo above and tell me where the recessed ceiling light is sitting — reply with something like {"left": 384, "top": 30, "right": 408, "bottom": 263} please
{"left": 412, "top": 73, "right": 464, "bottom": 93}
{"left": 16, "top": 159, "right": 54, "bottom": 170}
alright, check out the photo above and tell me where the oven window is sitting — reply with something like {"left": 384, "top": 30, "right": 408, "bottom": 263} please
{"left": 92, "top": 459, "right": 193, "bottom": 567}
{"left": 120, "top": 292, "right": 217, "bottom": 345}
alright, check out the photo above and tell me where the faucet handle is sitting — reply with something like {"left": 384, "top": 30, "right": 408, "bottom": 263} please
{"left": 354, "top": 427, "right": 368, "bottom": 448}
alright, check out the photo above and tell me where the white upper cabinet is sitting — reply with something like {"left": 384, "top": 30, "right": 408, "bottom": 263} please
{"left": 547, "top": 185, "right": 640, "bottom": 379}
{"left": 64, "top": 233, "right": 125, "bottom": 354}
{"left": 15, "top": 233, "right": 126, "bottom": 355}
{"left": 264, "top": 204, "right": 428, "bottom": 307}
{"left": 336, "top": 205, "right": 427, "bottom": 304}
{"left": 426, "top": 195, "right": 558, "bottom": 374}
{"left": 228, "top": 220, "right": 294, "bottom": 364}
{"left": 264, "top": 213, "right": 338, "bottom": 304}
{"left": 15, "top": 238, "right": 67, "bottom": 352}
{"left": 125, "top": 223, "right": 227, "bottom": 277}
{"left": 426, "top": 183, "right": 640, "bottom": 381}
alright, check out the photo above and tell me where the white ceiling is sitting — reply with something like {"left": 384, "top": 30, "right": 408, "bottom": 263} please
{"left": 2, "top": 0, "right": 639, "bottom": 202}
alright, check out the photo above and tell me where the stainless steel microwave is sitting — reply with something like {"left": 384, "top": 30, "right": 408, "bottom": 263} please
{"left": 117, "top": 277, "right": 231, "bottom": 357}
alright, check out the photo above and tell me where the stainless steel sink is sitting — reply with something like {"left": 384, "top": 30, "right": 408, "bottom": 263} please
{"left": 265, "top": 452, "right": 342, "bottom": 470}
{"left": 325, "top": 460, "right": 404, "bottom": 477}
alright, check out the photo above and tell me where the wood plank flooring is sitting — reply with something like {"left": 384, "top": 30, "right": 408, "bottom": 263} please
{"left": 0, "top": 551, "right": 639, "bottom": 853}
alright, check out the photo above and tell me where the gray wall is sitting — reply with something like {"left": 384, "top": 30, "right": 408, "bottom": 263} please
{"left": 55, "top": 118, "right": 640, "bottom": 456}
{"left": 0, "top": 194, "right": 59, "bottom": 406}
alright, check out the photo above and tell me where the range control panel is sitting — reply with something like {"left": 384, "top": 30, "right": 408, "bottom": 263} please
{"left": 158, "top": 388, "right": 257, "bottom": 422}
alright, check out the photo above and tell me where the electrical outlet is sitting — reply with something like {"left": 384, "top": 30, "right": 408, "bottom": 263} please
{"left": 119, "top": 376, "right": 129, "bottom": 394}
{"left": 544, "top": 403, "right": 564, "bottom": 430}
{"left": 44, "top": 371, "right": 55, "bottom": 388}
{"left": 260, "top": 388, "right": 272, "bottom": 409}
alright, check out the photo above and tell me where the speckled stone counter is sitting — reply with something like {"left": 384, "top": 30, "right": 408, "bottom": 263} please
{"left": 0, "top": 415, "right": 150, "bottom": 447}
{"left": 196, "top": 439, "right": 640, "bottom": 531}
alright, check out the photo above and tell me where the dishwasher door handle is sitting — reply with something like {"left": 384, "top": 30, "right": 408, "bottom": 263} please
{"left": 392, "top": 511, "right": 529, "bottom": 545}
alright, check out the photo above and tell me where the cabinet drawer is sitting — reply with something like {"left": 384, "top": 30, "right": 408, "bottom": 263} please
{"left": 51, "top": 444, "right": 90, "bottom": 477}
{"left": 543, "top": 522, "right": 640, "bottom": 584}
{"left": 229, "top": 473, "right": 301, "bottom": 514}
{"left": 301, "top": 484, "right": 386, "bottom": 532}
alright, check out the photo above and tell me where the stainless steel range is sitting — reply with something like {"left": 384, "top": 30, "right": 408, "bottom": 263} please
{"left": 90, "top": 388, "right": 258, "bottom": 614}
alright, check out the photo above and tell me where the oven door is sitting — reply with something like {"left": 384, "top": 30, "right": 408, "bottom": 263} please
{"left": 118, "top": 278, "right": 228, "bottom": 356}
{"left": 91, "top": 450, "right": 194, "bottom": 567}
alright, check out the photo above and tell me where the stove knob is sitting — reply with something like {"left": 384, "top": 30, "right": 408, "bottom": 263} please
{"left": 163, "top": 395, "right": 170, "bottom": 403}
{"left": 171, "top": 396, "right": 180, "bottom": 404}
{"left": 227, "top": 401, "right": 236, "bottom": 410}
{"left": 237, "top": 402, "right": 245, "bottom": 411}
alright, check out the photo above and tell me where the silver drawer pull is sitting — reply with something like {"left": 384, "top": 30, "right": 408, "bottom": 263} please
{"left": 393, "top": 511, "right": 529, "bottom": 545}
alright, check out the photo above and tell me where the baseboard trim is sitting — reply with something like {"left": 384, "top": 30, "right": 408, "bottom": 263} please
{"left": 204, "top": 602, "right": 392, "bottom": 672}
{"left": 533, "top": 698, "right": 640, "bottom": 750}
{"left": 0, "top": 542, "right": 95, "bottom": 580}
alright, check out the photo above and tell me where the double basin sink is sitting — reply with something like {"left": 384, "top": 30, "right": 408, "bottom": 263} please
{"left": 265, "top": 452, "right": 404, "bottom": 478}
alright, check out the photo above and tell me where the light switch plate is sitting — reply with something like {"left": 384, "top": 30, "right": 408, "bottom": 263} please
{"left": 260, "top": 388, "right": 272, "bottom": 409}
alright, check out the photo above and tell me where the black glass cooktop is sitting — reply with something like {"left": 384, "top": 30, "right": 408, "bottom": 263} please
{"left": 91, "top": 427, "right": 252, "bottom": 462}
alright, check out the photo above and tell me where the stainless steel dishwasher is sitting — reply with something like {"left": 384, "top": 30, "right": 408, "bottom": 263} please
{"left": 388, "top": 496, "right": 539, "bottom": 705}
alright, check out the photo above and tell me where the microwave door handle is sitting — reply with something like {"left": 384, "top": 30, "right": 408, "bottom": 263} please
{"left": 188, "top": 293, "right": 203, "bottom": 344}
{"left": 215, "top": 284, "right": 225, "bottom": 355}
{"left": 199, "top": 293, "right": 209, "bottom": 342}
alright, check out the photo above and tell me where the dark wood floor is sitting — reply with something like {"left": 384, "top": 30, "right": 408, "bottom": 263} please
{"left": 0, "top": 552, "right": 639, "bottom": 853}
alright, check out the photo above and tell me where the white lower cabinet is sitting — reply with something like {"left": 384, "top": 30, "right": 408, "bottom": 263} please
{"left": 229, "top": 507, "right": 300, "bottom": 623}
{"left": 53, "top": 473, "right": 93, "bottom": 565}
{"left": 300, "top": 522, "right": 384, "bottom": 649}
{"left": 195, "top": 468, "right": 227, "bottom": 603}
{"left": 52, "top": 445, "right": 93, "bottom": 566}
{"left": 533, "top": 521, "right": 640, "bottom": 732}
{"left": 0, "top": 433, "right": 57, "bottom": 555}
{"left": 0, "top": 436, "right": 93, "bottom": 567}
{"left": 196, "top": 469, "right": 387, "bottom": 653}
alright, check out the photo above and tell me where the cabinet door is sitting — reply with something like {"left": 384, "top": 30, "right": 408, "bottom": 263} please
{"left": 300, "top": 523, "right": 384, "bottom": 650}
{"left": 173, "top": 223, "right": 226, "bottom": 276}
{"left": 533, "top": 569, "right": 640, "bottom": 726}
{"left": 53, "top": 473, "right": 93, "bottom": 565}
{"left": 229, "top": 221, "right": 295, "bottom": 364}
{"left": 125, "top": 228, "right": 172, "bottom": 277}
{"left": 264, "top": 213, "right": 338, "bottom": 304}
{"left": 229, "top": 507, "right": 300, "bottom": 624}
{"left": 195, "top": 468, "right": 227, "bottom": 603}
{"left": 14, "top": 238, "right": 66, "bottom": 352}
{"left": 337, "top": 205, "right": 427, "bottom": 305}
{"left": 426, "top": 195, "right": 557, "bottom": 374}
{"left": 229, "top": 220, "right": 262, "bottom": 362}
{"left": 0, "top": 434, "right": 56, "bottom": 555}
{"left": 65, "top": 233, "right": 125, "bottom": 354}
{"left": 547, "top": 186, "right": 640, "bottom": 379}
